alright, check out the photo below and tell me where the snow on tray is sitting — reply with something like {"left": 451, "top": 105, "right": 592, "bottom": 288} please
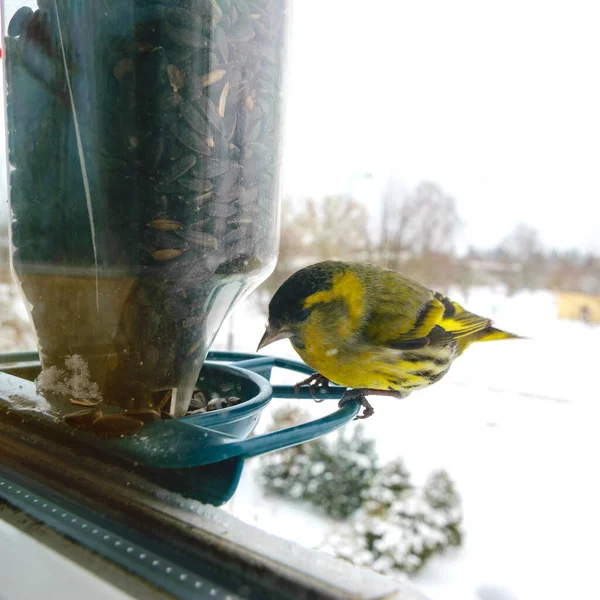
{"left": 35, "top": 354, "right": 101, "bottom": 401}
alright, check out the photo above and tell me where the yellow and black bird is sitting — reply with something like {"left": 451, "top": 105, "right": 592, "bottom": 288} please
{"left": 257, "top": 260, "right": 520, "bottom": 419}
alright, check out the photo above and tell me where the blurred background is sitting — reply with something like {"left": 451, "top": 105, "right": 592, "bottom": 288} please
{"left": 2, "top": 1, "right": 600, "bottom": 600}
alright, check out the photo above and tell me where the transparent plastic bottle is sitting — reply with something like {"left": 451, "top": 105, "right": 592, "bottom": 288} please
{"left": 2, "top": 0, "right": 288, "bottom": 416}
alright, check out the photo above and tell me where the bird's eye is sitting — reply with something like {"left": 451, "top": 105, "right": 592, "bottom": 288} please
{"left": 297, "top": 308, "right": 310, "bottom": 321}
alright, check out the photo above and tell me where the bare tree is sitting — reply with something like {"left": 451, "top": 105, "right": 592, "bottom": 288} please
{"left": 294, "top": 195, "right": 370, "bottom": 261}
{"left": 255, "top": 194, "right": 370, "bottom": 308}
{"left": 375, "top": 180, "right": 462, "bottom": 289}
{"left": 497, "top": 224, "right": 546, "bottom": 292}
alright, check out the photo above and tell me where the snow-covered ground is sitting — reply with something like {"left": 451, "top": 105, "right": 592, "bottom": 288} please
{"left": 1, "top": 282, "right": 599, "bottom": 600}
{"left": 213, "top": 288, "right": 600, "bottom": 600}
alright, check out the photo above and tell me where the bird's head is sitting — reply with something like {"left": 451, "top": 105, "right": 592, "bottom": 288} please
{"left": 257, "top": 261, "right": 353, "bottom": 351}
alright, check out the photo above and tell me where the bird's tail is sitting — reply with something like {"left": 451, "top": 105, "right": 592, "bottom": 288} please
{"left": 475, "top": 327, "right": 524, "bottom": 343}
{"left": 457, "top": 326, "right": 524, "bottom": 355}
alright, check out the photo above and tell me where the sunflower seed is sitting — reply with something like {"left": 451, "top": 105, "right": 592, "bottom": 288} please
{"left": 190, "top": 390, "right": 207, "bottom": 408}
{"left": 207, "top": 398, "right": 225, "bottom": 411}
{"left": 189, "top": 190, "right": 214, "bottom": 204}
{"left": 173, "top": 122, "right": 212, "bottom": 155}
{"left": 179, "top": 231, "right": 218, "bottom": 248}
{"left": 160, "top": 154, "right": 196, "bottom": 184}
{"left": 152, "top": 248, "right": 185, "bottom": 261}
{"left": 179, "top": 101, "right": 210, "bottom": 134}
{"left": 158, "top": 91, "right": 184, "bottom": 112}
{"left": 201, "top": 69, "right": 226, "bottom": 87}
{"left": 124, "top": 408, "right": 161, "bottom": 423}
{"left": 229, "top": 18, "right": 255, "bottom": 43}
{"left": 208, "top": 202, "right": 238, "bottom": 218}
{"left": 179, "top": 176, "right": 213, "bottom": 192}
{"left": 147, "top": 219, "right": 183, "bottom": 231}
{"left": 64, "top": 408, "right": 102, "bottom": 429}
{"left": 165, "top": 23, "right": 210, "bottom": 49}
{"left": 196, "top": 96, "right": 227, "bottom": 135}
{"left": 167, "top": 64, "right": 185, "bottom": 91}
{"left": 70, "top": 398, "right": 102, "bottom": 407}
{"left": 166, "top": 7, "right": 206, "bottom": 30}
{"left": 218, "top": 81, "right": 230, "bottom": 117}
{"left": 202, "top": 157, "right": 236, "bottom": 178}
{"left": 244, "top": 121, "right": 261, "bottom": 144}
{"left": 113, "top": 58, "right": 133, "bottom": 80}
{"left": 92, "top": 414, "right": 145, "bottom": 438}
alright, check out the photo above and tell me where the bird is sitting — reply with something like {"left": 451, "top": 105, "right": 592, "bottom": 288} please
{"left": 257, "top": 260, "right": 521, "bottom": 419}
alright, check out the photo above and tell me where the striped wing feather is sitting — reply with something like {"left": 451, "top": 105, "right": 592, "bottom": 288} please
{"left": 364, "top": 289, "right": 491, "bottom": 350}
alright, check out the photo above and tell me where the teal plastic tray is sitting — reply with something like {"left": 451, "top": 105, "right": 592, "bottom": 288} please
{"left": 0, "top": 351, "right": 358, "bottom": 505}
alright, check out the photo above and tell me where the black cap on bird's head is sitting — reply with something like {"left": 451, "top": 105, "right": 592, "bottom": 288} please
{"left": 257, "top": 261, "right": 341, "bottom": 350}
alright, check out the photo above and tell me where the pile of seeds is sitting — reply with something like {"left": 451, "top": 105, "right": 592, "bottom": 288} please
{"left": 5, "top": 0, "right": 287, "bottom": 412}
{"left": 186, "top": 389, "right": 242, "bottom": 414}
{"left": 63, "top": 390, "right": 243, "bottom": 438}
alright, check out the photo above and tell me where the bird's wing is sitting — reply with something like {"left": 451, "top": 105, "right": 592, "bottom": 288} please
{"left": 434, "top": 293, "right": 492, "bottom": 338}
{"left": 364, "top": 287, "right": 491, "bottom": 350}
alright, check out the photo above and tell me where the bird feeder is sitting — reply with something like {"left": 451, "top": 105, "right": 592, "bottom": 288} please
{"left": 1, "top": 0, "right": 361, "bottom": 506}
{"left": 3, "top": 0, "right": 287, "bottom": 416}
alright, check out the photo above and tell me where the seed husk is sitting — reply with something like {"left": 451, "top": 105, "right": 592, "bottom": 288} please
{"left": 244, "top": 95, "right": 254, "bottom": 110}
{"left": 123, "top": 408, "right": 160, "bottom": 423}
{"left": 113, "top": 58, "right": 133, "bottom": 80}
{"left": 207, "top": 398, "right": 225, "bottom": 411}
{"left": 92, "top": 414, "right": 145, "bottom": 438}
{"left": 64, "top": 408, "right": 102, "bottom": 429}
{"left": 147, "top": 219, "right": 183, "bottom": 231}
{"left": 152, "top": 248, "right": 185, "bottom": 261}
{"left": 70, "top": 398, "right": 102, "bottom": 407}
{"left": 218, "top": 81, "right": 230, "bottom": 118}
{"left": 190, "top": 390, "right": 207, "bottom": 408}
{"left": 201, "top": 69, "right": 226, "bottom": 87}
{"left": 189, "top": 190, "right": 214, "bottom": 204}
{"left": 167, "top": 64, "right": 185, "bottom": 92}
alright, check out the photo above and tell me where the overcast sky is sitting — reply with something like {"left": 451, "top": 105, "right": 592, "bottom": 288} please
{"left": 2, "top": 0, "right": 600, "bottom": 253}
{"left": 282, "top": 0, "right": 600, "bottom": 253}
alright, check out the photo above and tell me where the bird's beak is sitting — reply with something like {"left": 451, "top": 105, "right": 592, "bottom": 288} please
{"left": 257, "top": 323, "right": 293, "bottom": 351}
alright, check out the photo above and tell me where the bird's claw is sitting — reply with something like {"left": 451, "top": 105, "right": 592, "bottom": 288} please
{"left": 294, "top": 373, "right": 330, "bottom": 402}
{"left": 338, "top": 389, "right": 375, "bottom": 420}
{"left": 338, "top": 388, "right": 409, "bottom": 420}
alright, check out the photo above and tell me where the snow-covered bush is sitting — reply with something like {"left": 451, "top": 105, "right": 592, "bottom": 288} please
{"left": 325, "top": 467, "right": 463, "bottom": 575}
{"left": 257, "top": 405, "right": 378, "bottom": 518}
{"left": 258, "top": 405, "right": 463, "bottom": 575}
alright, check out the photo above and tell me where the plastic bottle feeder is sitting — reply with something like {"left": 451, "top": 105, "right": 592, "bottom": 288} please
{"left": 1, "top": 1, "right": 360, "bottom": 506}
